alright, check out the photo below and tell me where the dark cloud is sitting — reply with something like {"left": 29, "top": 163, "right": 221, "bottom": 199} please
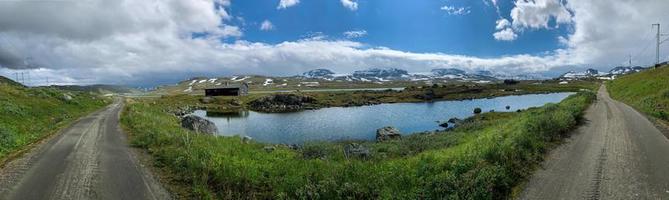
{"left": 0, "top": 48, "right": 31, "bottom": 69}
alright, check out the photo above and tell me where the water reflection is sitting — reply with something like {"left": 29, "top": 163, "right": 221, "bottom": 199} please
{"left": 193, "top": 92, "right": 574, "bottom": 144}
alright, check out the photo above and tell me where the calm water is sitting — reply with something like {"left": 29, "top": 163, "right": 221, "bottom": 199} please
{"left": 193, "top": 92, "right": 574, "bottom": 144}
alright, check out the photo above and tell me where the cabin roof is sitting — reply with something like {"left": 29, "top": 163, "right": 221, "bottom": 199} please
{"left": 205, "top": 83, "right": 247, "bottom": 90}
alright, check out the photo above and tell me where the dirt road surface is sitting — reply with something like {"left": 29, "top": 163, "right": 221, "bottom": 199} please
{"left": 0, "top": 99, "right": 170, "bottom": 200}
{"left": 519, "top": 85, "right": 669, "bottom": 199}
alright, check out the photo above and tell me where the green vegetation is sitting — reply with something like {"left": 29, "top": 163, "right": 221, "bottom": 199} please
{"left": 0, "top": 77, "right": 109, "bottom": 162}
{"left": 608, "top": 65, "right": 669, "bottom": 121}
{"left": 150, "top": 80, "right": 598, "bottom": 114}
{"left": 122, "top": 89, "right": 595, "bottom": 199}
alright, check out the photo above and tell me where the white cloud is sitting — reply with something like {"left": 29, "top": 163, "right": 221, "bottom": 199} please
{"left": 260, "top": 20, "right": 274, "bottom": 31}
{"left": 340, "top": 0, "right": 358, "bottom": 11}
{"left": 493, "top": 18, "right": 517, "bottom": 41}
{"left": 493, "top": 28, "right": 518, "bottom": 41}
{"left": 510, "top": 0, "right": 572, "bottom": 29}
{"left": 343, "top": 30, "right": 367, "bottom": 39}
{"left": 495, "top": 18, "right": 511, "bottom": 30}
{"left": 277, "top": 0, "right": 300, "bottom": 10}
{"left": 1, "top": 0, "right": 668, "bottom": 86}
{"left": 441, "top": 6, "right": 471, "bottom": 15}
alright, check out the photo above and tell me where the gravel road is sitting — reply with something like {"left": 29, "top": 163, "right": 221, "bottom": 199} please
{"left": 0, "top": 99, "right": 170, "bottom": 200}
{"left": 519, "top": 85, "right": 669, "bottom": 199}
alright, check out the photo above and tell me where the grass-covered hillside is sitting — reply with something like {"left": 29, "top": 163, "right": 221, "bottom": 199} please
{"left": 122, "top": 91, "right": 595, "bottom": 199}
{"left": 0, "top": 77, "right": 109, "bottom": 162}
{"left": 608, "top": 65, "right": 669, "bottom": 121}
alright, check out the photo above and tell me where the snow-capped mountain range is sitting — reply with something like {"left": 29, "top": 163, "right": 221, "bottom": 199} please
{"left": 299, "top": 68, "right": 544, "bottom": 83}
{"left": 559, "top": 66, "right": 646, "bottom": 80}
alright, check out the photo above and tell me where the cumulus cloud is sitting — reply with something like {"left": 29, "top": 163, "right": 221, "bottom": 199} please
{"left": 340, "top": 0, "right": 358, "bottom": 11}
{"left": 343, "top": 30, "right": 367, "bottom": 39}
{"left": 277, "top": 0, "right": 300, "bottom": 10}
{"left": 440, "top": 6, "right": 471, "bottom": 15}
{"left": 562, "top": 0, "right": 669, "bottom": 67}
{"left": 510, "top": 0, "right": 572, "bottom": 29}
{"left": 493, "top": 28, "right": 518, "bottom": 41}
{"left": 1, "top": 0, "right": 668, "bottom": 86}
{"left": 260, "top": 20, "right": 274, "bottom": 31}
{"left": 493, "top": 18, "right": 517, "bottom": 41}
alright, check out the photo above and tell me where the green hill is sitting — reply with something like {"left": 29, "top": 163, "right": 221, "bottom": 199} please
{"left": 52, "top": 84, "right": 141, "bottom": 94}
{"left": 0, "top": 76, "right": 109, "bottom": 162}
{"left": 608, "top": 65, "right": 669, "bottom": 121}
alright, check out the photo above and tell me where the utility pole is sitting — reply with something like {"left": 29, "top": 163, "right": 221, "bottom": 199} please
{"left": 653, "top": 23, "right": 669, "bottom": 68}
{"left": 629, "top": 54, "right": 632, "bottom": 67}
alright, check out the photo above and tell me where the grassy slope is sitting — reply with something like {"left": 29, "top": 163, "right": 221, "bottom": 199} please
{"left": 0, "top": 78, "right": 109, "bottom": 161}
{"left": 122, "top": 91, "right": 595, "bottom": 199}
{"left": 608, "top": 65, "right": 669, "bottom": 121}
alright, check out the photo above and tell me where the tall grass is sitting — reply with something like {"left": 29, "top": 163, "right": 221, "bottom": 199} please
{"left": 608, "top": 65, "right": 669, "bottom": 121}
{"left": 122, "top": 92, "right": 595, "bottom": 199}
{"left": 0, "top": 83, "right": 108, "bottom": 160}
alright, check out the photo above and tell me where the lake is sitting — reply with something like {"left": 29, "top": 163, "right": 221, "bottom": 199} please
{"left": 193, "top": 92, "right": 574, "bottom": 144}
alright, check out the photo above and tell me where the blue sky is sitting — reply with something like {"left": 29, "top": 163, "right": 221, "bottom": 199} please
{"left": 0, "top": 0, "right": 668, "bottom": 86}
{"left": 229, "top": 0, "right": 569, "bottom": 57}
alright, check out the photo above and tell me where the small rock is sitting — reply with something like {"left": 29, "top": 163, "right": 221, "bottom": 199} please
{"left": 448, "top": 117, "right": 463, "bottom": 124}
{"left": 473, "top": 107, "right": 482, "bottom": 114}
{"left": 62, "top": 94, "right": 73, "bottom": 101}
{"left": 263, "top": 146, "right": 275, "bottom": 153}
{"left": 231, "top": 99, "right": 242, "bottom": 106}
{"left": 180, "top": 115, "right": 218, "bottom": 134}
{"left": 376, "top": 126, "right": 402, "bottom": 142}
{"left": 505, "top": 105, "right": 511, "bottom": 110}
{"left": 200, "top": 97, "right": 213, "bottom": 104}
{"left": 344, "top": 143, "right": 370, "bottom": 159}
{"left": 242, "top": 135, "right": 253, "bottom": 143}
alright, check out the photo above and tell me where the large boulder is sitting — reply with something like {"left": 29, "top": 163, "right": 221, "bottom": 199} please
{"left": 344, "top": 143, "right": 370, "bottom": 159}
{"left": 376, "top": 126, "right": 402, "bottom": 142}
{"left": 180, "top": 115, "right": 218, "bottom": 134}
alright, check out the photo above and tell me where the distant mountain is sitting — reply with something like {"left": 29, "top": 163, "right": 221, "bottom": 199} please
{"left": 609, "top": 66, "right": 645, "bottom": 75}
{"left": 302, "top": 69, "right": 335, "bottom": 79}
{"left": 53, "top": 84, "right": 141, "bottom": 94}
{"left": 352, "top": 68, "right": 409, "bottom": 79}
{"left": 431, "top": 68, "right": 466, "bottom": 76}
{"left": 0, "top": 76, "right": 24, "bottom": 87}
{"left": 559, "top": 66, "right": 647, "bottom": 80}
{"left": 561, "top": 68, "right": 600, "bottom": 79}
{"left": 474, "top": 70, "right": 494, "bottom": 77}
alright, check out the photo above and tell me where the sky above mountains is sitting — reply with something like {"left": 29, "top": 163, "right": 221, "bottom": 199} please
{"left": 0, "top": 0, "right": 667, "bottom": 86}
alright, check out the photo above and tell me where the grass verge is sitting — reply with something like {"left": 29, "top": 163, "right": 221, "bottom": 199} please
{"left": 122, "top": 91, "right": 595, "bottom": 199}
{"left": 607, "top": 65, "right": 669, "bottom": 122}
{"left": 0, "top": 81, "right": 109, "bottom": 163}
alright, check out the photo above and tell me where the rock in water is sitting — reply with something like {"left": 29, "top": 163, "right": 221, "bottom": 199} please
{"left": 376, "top": 126, "right": 402, "bottom": 142}
{"left": 180, "top": 115, "right": 218, "bottom": 134}
{"left": 344, "top": 143, "right": 370, "bottom": 159}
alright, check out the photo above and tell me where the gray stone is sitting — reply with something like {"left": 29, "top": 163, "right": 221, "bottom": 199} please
{"left": 344, "top": 143, "right": 370, "bottom": 159}
{"left": 376, "top": 126, "right": 402, "bottom": 142}
{"left": 263, "top": 146, "right": 275, "bottom": 153}
{"left": 242, "top": 135, "right": 253, "bottom": 143}
{"left": 180, "top": 115, "right": 218, "bottom": 134}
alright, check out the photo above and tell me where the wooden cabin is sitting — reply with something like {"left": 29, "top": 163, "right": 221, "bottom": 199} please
{"left": 205, "top": 82, "right": 249, "bottom": 96}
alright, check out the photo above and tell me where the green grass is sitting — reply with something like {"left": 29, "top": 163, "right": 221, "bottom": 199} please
{"left": 122, "top": 90, "right": 595, "bottom": 199}
{"left": 0, "top": 79, "right": 109, "bottom": 161}
{"left": 608, "top": 65, "right": 669, "bottom": 121}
